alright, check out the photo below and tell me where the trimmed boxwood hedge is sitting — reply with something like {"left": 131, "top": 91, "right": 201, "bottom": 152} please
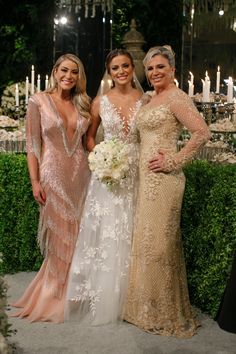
{"left": 182, "top": 160, "right": 236, "bottom": 316}
{"left": 0, "top": 154, "right": 236, "bottom": 317}
{"left": 0, "top": 153, "right": 42, "bottom": 274}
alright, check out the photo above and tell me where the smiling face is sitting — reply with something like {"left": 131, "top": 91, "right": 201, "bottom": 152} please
{"left": 54, "top": 59, "right": 79, "bottom": 92}
{"left": 108, "top": 55, "right": 134, "bottom": 87}
{"left": 146, "top": 54, "right": 175, "bottom": 91}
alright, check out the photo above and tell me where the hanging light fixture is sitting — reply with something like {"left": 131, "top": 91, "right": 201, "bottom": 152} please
{"left": 56, "top": 0, "right": 112, "bottom": 18}
{"left": 184, "top": 0, "right": 236, "bottom": 35}
{"left": 184, "top": 1, "right": 235, "bottom": 13}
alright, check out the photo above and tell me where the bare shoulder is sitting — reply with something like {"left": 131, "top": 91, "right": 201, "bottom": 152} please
{"left": 132, "top": 88, "right": 143, "bottom": 99}
{"left": 29, "top": 91, "right": 47, "bottom": 106}
{"left": 91, "top": 95, "right": 101, "bottom": 115}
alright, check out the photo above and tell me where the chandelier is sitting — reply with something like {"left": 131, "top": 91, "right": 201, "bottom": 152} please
{"left": 56, "top": 0, "right": 112, "bottom": 18}
{"left": 184, "top": 0, "right": 236, "bottom": 34}
{"left": 184, "top": 1, "right": 236, "bottom": 13}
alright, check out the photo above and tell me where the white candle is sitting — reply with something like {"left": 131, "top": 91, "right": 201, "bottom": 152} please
{"left": 205, "top": 71, "right": 210, "bottom": 102}
{"left": 227, "top": 76, "right": 233, "bottom": 103}
{"left": 37, "top": 74, "right": 41, "bottom": 92}
{"left": 216, "top": 66, "right": 220, "bottom": 93}
{"left": 45, "top": 75, "right": 49, "bottom": 90}
{"left": 25, "top": 76, "right": 29, "bottom": 105}
{"left": 100, "top": 79, "right": 104, "bottom": 94}
{"left": 15, "top": 84, "right": 19, "bottom": 107}
{"left": 174, "top": 79, "right": 179, "bottom": 88}
{"left": 188, "top": 80, "right": 194, "bottom": 97}
{"left": 189, "top": 71, "right": 194, "bottom": 85}
{"left": 201, "top": 79, "right": 206, "bottom": 102}
{"left": 31, "top": 65, "right": 35, "bottom": 95}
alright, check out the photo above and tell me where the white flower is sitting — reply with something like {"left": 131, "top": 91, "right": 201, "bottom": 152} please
{"left": 88, "top": 138, "right": 133, "bottom": 188}
{"left": 1, "top": 81, "right": 31, "bottom": 119}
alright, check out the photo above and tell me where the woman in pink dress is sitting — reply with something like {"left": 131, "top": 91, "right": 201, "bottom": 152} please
{"left": 11, "top": 54, "right": 91, "bottom": 323}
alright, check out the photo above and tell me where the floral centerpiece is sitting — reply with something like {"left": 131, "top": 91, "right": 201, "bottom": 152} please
{"left": 88, "top": 138, "right": 132, "bottom": 188}
{"left": 1, "top": 81, "right": 32, "bottom": 120}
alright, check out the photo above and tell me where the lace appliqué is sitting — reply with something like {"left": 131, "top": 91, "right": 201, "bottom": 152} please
{"left": 123, "top": 88, "right": 206, "bottom": 337}
{"left": 100, "top": 95, "right": 141, "bottom": 144}
{"left": 72, "top": 280, "right": 103, "bottom": 316}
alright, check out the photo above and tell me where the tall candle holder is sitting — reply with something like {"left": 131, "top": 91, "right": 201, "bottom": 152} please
{"left": 201, "top": 102, "right": 212, "bottom": 125}
{"left": 193, "top": 96, "right": 236, "bottom": 154}
{"left": 14, "top": 106, "right": 20, "bottom": 120}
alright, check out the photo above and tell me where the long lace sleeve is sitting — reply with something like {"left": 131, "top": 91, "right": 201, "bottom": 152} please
{"left": 26, "top": 96, "right": 42, "bottom": 162}
{"left": 163, "top": 90, "right": 211, "bottom": 172}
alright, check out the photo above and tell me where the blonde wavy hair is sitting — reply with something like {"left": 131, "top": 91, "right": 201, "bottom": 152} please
{"left": 46, "top": 53, "right": 91, "bottom": 120}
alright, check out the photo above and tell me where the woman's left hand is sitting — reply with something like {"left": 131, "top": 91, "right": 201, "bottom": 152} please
{"left": 149, "top": 150, "right": 166, "bottom": 172}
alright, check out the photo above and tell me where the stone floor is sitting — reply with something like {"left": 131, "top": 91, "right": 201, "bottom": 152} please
{"left": 5, "top": 272, "right": 236, "bottom": 354}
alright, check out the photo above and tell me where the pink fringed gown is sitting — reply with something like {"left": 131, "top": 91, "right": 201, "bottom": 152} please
{"left": 11, "top": 92, "right": 90, "bottom": 322}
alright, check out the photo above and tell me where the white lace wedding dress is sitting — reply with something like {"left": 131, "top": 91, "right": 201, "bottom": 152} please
{"left": 65, "top": 95, "right": 141, "bottom": 325}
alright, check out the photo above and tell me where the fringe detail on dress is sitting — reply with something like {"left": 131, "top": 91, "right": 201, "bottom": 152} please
{"left": 37, "top": 185, "right": 79, "bottom": 299}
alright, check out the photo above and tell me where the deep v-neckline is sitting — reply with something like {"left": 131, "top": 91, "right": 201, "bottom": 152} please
{"left": 104, "top": 95, "right": 139, "bottom": 136}
{"left": 47, "top": 93, "right": 79, "bottom": 144}
{"left": 47, "top": 93, "right": 83, "bottom": 157}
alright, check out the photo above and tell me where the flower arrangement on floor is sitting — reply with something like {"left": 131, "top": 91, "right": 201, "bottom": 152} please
{"left": 88, "top": 138, "right": 133, "bottom": 188}
{"left": 1, "top": 82, "right": 31, "bottom": 120}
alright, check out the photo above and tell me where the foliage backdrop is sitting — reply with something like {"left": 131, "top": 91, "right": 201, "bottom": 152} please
{"left": 113, "top": 0, "right": 183, "bottom": 76}
{"left": 0, "top": 0, "right": 54, "bottom": 94}
{"left": 0, "top": 0, "right": 183, "bottom": 95}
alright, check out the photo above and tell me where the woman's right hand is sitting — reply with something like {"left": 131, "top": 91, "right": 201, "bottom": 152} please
{"left": 31, "top": 181, "right": 46, "bottom": 205}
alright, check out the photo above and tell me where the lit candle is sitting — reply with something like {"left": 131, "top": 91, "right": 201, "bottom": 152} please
{"left": 45, "top": 75, "right": 49, "bottom": 90}
{"left": 216, "top": 66, "right": 220, "bottom": 93}
{"left": 188, "top": 80, "right": 194, "bottom": 97}
{"left": 189, "top": 71, "right": 194, "bottom": 85}
{"left": 31, "top": 65, "right": 35, "bottom": 95}
{"left": 100, "top": 79, "right": 104, "bottom": 95}
{"left": 15, "top": 84, "right": 19, "bottom": 107}
{"left": 25, "top": 76, "right": 29, "bottom": 105}
{"left": 205, "top": 71, "right": 210, "bottom": 102}
{"left": 174, "top": 79, "right": 179, "bottom": 88}
{"left": 37, "top": 74, "right": 41, "bottom": 92}
{"left": 227, "top": 76, "right": 233, "bottom": 103}
{"left": 201, "top": 79, "right": 206, "bottom": 102}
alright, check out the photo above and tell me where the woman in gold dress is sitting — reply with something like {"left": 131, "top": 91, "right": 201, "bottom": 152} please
{"left": 123, "top": 45, "right": 211, "bottom": 337}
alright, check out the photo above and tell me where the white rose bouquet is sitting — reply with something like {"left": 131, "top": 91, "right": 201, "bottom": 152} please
{"left": 88, "top": 138, "right": 133, "bottom": 188}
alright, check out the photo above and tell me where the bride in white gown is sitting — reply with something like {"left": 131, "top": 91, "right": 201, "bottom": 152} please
{"left": 65, "top": 49, "right": 143, "bottom": 325}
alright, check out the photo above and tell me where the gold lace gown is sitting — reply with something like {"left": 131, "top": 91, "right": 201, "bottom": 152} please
{"left": 11, "top": 92, "right": 90, "bottom": 322}
{"left": 123, "top": 89, "right": 210, "bottom": 338}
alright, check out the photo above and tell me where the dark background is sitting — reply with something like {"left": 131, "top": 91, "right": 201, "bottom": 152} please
{"left": 0, "top": 0, "right": 235, "bottom": 97}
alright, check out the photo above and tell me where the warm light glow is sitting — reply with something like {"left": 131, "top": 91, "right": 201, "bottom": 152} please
{"left": 191, "top": 4, "right": 194, "bottom": 20}
{"left": 233, "top": 21, "right": 236, "bottom": 32}
{"left": 219, "top": 9, "right": 224, "bottom": 16}
{"left": 60, "top": 16, "right": 68, "bottom": 25}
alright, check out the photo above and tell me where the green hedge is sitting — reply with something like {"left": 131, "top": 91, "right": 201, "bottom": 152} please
{"left": 182, "top": 160, "right": 236, "bottom": 316}
{"left": 0, "top": 154, "right": 236, "bottom": 318}
{"left": 0, "top": 154, "right": 42, "bottom": 274}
